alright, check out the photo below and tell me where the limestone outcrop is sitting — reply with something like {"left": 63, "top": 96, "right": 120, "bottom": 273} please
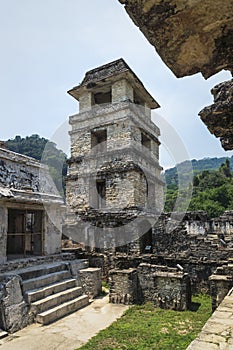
{"left": 119, "top": 0, "right": 233, "bottom": 79}
{"left": 199, "top": 79, "right": 233, "bottom": 150}
{"left": 119, "top": 0, "right": 233, "bottom": 150}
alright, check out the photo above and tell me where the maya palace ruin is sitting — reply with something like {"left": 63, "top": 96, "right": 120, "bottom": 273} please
{"left": 0, "top": 56, "right": 233, "bottom": 338}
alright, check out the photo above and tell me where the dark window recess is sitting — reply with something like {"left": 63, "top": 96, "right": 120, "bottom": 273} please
{"left": 93, "top": 91, "right": 111, "bottom": 105}
{"left": 141, "top": 133, "right": 151, "bottom": 150}
{"left": 91, "top": 129, "right": 107, "bottom": 153}
{"left": 140, "top": 228, "right": 153, "bottom": 254}
{"left": 96, "top": 180, "right": 106, "bottom": 209}
{"left": 134, "top": 92, "right": 144, "bottom": 106}
{"left": 7, "top": 209, "right": 43, "bottom": 257}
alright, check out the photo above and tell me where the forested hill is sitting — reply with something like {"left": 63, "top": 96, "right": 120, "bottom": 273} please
{"left": 164, "top": 158, "right": 233, "bottom": 217}
{"left": 164, "top": 156, "right": 233, "bottom": 186}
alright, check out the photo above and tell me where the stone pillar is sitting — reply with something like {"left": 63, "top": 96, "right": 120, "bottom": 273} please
{"left": 79, "top": 92, "right": 93, "bottom": 112}
{"left": 0, "top": 205, "right": 7, "bottom": 263}
{"left": 43, "top": 205, "right": 64, "bottom": 255}
{"left": 112, "top": 79, "right": 134, "bottom": 103}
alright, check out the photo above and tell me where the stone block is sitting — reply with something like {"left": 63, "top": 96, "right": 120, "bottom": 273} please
{"left": 0, "top": 275, "right": 29, "bottom": 333}
{"left": 79, "top": 267, "right": 102, "bottom": 298}
{"left": 109, "top": 268, "right": 138, "bottom": 304}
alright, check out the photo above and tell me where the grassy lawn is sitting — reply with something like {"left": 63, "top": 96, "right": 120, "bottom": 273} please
{"left": 78, "top": 295, "right": 212, "bottom": 350}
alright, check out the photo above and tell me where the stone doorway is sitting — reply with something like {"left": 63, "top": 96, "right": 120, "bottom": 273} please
{"left": 7, "top": 209, "right": 43, "bottom": 258}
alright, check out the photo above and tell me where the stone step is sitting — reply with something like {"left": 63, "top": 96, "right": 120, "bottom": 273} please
{"left": 23, "top": 270, "right": 71, "bottom": 292}
{"left": 26, "top": 278, "right": 77, "bottom": 303}
{"left": 31, "top": 286, "right": 83, "bottom": 314}
{"left": 36, "top": 294, "right": 89, "bottom": 325}
{"left": 0, "top": 329, "right": 8, "bottom": 339}
{"left": 17, "top": 262, "right": 69, "bottom": 281}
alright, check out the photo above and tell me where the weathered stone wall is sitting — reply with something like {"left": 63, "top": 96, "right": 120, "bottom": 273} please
{"left": 66, "top": 104, "right": 162, "bottom": 213}
{"left": 0, "top": 148, "right": 59, "bottom": 195}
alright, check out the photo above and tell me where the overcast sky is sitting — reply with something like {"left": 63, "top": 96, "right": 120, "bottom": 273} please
{"left": 0, "top": 0, "right": 232, "bottom": 169}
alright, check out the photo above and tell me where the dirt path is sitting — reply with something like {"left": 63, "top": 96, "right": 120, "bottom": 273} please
{"left": 0, "top": 295, "right": 128, "bottom": 350}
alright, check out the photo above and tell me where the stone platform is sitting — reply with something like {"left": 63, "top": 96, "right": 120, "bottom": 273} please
{"left": 187, "top": 288, "right": 233, "bottom": 349}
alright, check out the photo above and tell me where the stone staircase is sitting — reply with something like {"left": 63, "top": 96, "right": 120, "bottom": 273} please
{"left": 18, "top": 261, "right": 90, "bottom": 325}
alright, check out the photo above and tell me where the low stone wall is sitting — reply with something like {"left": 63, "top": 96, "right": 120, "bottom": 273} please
{"left": 109, "top": 263, "right": 191, "bottom": 310}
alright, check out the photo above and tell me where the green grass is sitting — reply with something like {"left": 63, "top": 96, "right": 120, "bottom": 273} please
{"left": 77, "top": 295, "right": 212, "bottom": 350}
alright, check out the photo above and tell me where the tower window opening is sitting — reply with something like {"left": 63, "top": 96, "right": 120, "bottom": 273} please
{"left": 93, "top": 90, "right": 111, "bottom": 105}
{"left": 91, "top": 129, "right": 107, "bottom": 153}
{"left": 141, "top": 133, "right": 151, "bottom": 150}
{"left": 134, "top": 91, "right": 145, "bottom": 107}
{"left": 96, "top": 180, "right": 106, "bottom": 209}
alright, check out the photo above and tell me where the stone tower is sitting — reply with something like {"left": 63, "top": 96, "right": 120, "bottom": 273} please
{"left": 64, "top": 59, "right": 164, "bottom": 253}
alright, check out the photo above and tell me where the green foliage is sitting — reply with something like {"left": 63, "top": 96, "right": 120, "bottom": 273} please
{"left": 6, "top": 134, "right": 67, "bottom": 197}
{"left": 78, "top": 295, "right": 212, "bottom": 350}
{"left": 165, "top": 159, "right": 233, "bottom": 218}
{"left": 165, "top": 156, "right": 233, "bottom": 187}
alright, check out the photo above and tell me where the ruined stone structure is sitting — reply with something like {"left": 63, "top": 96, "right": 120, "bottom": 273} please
{"left": 74, "top": 209, "right": 233, "bottom": 310}
{"left": 118, "top": 0, "right": 233, "bottom": 149}
{"left": 64, "top": 58, "right": 164, "bottom": 254}
{"left": 109, "top": 263, "right": 191, "bottom": 310}
{"left": 0, "top": 146, "right": 64, "bottom": 263}
{"left": 0, "top": 146, "right": 103, "bottom": 334}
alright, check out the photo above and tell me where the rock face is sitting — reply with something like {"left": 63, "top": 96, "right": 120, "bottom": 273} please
{"left": 119, "top": 0, "right": 233, "bottom": 79}
{"left": 199, "top": 79, "right": 233, "bottom": 150}
{"left": 119, "top": 0, "right": 233, "bottom": 150}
